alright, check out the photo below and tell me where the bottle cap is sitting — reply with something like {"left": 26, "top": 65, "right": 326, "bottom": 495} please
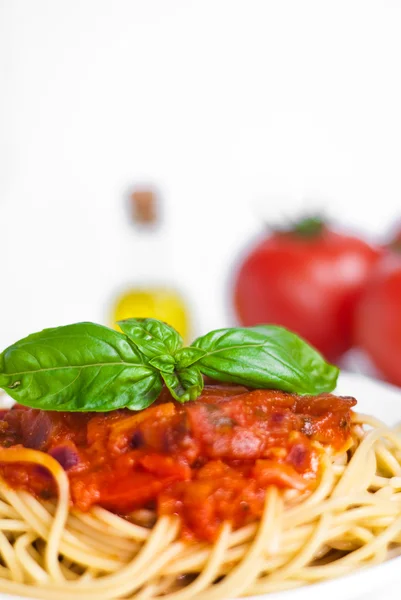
{"left": 130, "top": 188, "right": 158, "bottom": 225}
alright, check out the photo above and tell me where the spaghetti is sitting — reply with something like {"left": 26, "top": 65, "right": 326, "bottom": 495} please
{"left": 0, "top": 395, "right": 401, "bottom": 598}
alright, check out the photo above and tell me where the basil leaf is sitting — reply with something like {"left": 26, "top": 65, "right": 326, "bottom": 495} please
{"left": 162, "top": 367, "right": 204, "bottom": 402}
{"left": 0, "top": 319, "right": 340, "bottom": 413}
{"left": 126, "top": 372, "right": 163, "bottom": 410}
{"left": 0, "top": 322, "right": 162, "bottom": 411}
{"left": 249, "top": 325, "right": 338, "bottom": 390}
{"left": 118, "top": 318, "right": 183, "bottom": 359}
{"left": 149, "top": 354, "right": 176, "bottom": 373}
{"left": 192, "top": 327, "right": 338, "bottom": 394}
{"left": 175, "top": 347, "right": 206, "bottom": 369}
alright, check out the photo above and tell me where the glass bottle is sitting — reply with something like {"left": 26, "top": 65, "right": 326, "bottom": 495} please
{"left": 110, "top": 186, "right": 190, "bottom": 341}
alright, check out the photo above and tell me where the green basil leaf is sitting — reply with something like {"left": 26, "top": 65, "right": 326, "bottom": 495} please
{"left": 162, "top": 367, "right": 204, "bottom": 402}
{"left": 126, "top": 371, "right": 163, "bottom": 410}
{"left": 149, "top": 354, "right": 176, "bottom": 373}
{"left": 118, "top": 318, "right": 183, "bottom": 359}
{"left": 249, "top": 324, "right": 337, "bottom": 389}
{"left": 0, "top": 322, "right": 162, "bottom": 411}
{"left": 174, "top": 347, "right": 206, "bottom": 369}
{"left": 192, "top": 326, "right": 338, "bottom": 394}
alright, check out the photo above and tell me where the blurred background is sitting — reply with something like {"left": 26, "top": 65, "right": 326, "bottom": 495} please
{"left": 2, "top": 0, "right": 401, "bottom": 384}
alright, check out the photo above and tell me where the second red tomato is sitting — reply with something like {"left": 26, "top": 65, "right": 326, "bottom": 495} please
{"left": 354, "top": 252, "right": 401, "bottom": 387}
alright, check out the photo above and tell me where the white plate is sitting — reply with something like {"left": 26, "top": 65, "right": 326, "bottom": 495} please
{"left": 1, "top": 372, "right": 401, "bottom": 600}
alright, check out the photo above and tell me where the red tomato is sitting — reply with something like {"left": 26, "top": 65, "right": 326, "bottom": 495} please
{"left": 233, "top": 220, "right": 380, "bottom": 362}
{"left": 354, "top": 253, "right": 401, "bottom": 387}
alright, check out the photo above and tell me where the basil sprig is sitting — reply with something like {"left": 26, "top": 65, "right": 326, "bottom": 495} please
{"left": 0, "top": 319, "right": 338, "bottom": 412}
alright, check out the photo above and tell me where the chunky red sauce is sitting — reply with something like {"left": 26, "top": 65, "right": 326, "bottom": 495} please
{"left": 0, "top": 386, "right": 356, "bottom": 541}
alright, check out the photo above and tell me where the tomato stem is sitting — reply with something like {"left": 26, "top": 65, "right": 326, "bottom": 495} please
{"left": 389, "top": 239, "right": 401, "bottom": 253}
{"left": 274, "top": 216, "right": 325, "bottom": 239}
{"left": 293, "top": 217, "right": 325, "bottom": 238}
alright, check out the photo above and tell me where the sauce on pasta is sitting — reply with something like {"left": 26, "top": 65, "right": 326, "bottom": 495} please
{"left": 0, "top": 385, "right": 356, "bottom": 541}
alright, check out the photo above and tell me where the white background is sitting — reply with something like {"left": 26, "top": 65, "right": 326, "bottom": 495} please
{"left": 1, "top": 0, "right": 401, "bottom": 350}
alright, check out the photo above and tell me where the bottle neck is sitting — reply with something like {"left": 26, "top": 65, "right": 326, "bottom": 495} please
{"left": 131, "top": 224, "right": 171, "bottom": 285}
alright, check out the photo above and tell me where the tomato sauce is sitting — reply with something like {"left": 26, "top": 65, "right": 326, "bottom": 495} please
{"left": 0, "top": 386, "right": 356, "bottom": 541}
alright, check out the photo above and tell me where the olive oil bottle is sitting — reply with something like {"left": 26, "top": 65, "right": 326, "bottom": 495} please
{"left": 110, "top": 187, "right": 190, "bottom": 341}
